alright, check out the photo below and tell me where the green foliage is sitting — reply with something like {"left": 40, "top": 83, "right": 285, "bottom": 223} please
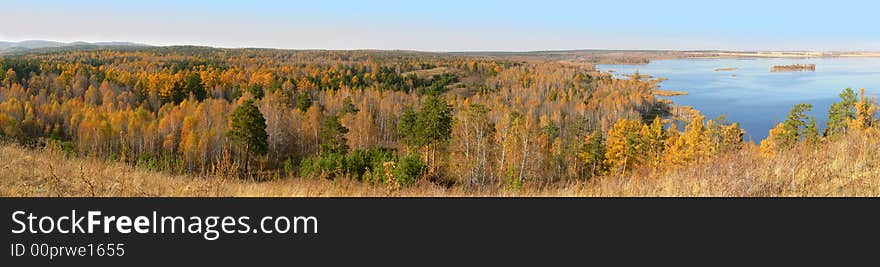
{"left": 805, "top": 116, "right": 819, "bottom": 143}
{"left": 343, "top": 148, "right": 394, "bottom": 179}
{"left": 298, "top": 148, "right": 421, "bottom": 185}
{"left": 248, "top": 84, "right": 265, "bottom": 99}
{"left": 135, "top": 152, "right": 182, "bottom": 172}
{"left": 431, "top": 73, "right": 459, "bottom": 86}
{"left": 46, "top": 139, "right": 76, "bottom": 157}
{"left": 267, "top": 79, "right": 282, "bottom": 93}
{"left": 391, "top": 154, "right": 425, "bottom": 185}
{"left": 396, "top": 95, "right": 453, "bottom": 171}
{"left": 506, "top": 164, "right": 523, "bottom": 190}
{"left": 59, "top": 141, "right": 76, "bottom": 156}
{"left": 230, "top": 85, "right": 243, "bottom": 100}
{"left": 397, "top": 106, "right": 420, "bottom": 148}
{"left": 170, "top": 80, "right": 187, "bottom": 104}
{"left": 299, "top": 152, "right": 345, "bottom": 178}
{"left": 185, "top": 72, "right": 206, "bottom": 101}
{"left": 764, "top": 103, "right": 819, "bottom": 154}
{"left": 340, "top": 96, "right": 359, "bottom": 114}
{"left": 295, "top": 91, "right": 312, "bottom": 112}
{"left": 414, "top": 73, "right": 459, "bottom": 95}
{"left": 376, "top": 66, "right": 406, "bottom": 92}
{"left": 136, "top": 153, "right": 162, "bottom": 171}
{"left": 778, "top": 103, "right": 815, "bottom": 146}
{"left": 404, "top": 72, "right": 459, "bottom": 95}
{"left": 283, "top": 157, "right": 297, "bottom": 173}
{"left": 319, "top": 113, "right": 349, "bottom": 154}
{"left": 542, "top": 123, "right": 560, "bottom": 139}
{"left": 579, "top": 131, "right": 606, "bottom": 177}
{"left": 414, "top": 95, "right": 453, "bottom": 147}
{"left": 228, "top": 99, "right": 269, "bottom": 156}
{"left": 825, "top": 88, "right": 857, "bottom": 137}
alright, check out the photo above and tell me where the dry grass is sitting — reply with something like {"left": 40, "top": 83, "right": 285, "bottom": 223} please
{"left": 0, "top": 144, "right": 478, "bottom": 197}
{"left": 2, "top": 133, "right": 879, "bottom": 197}
{"left": 584, "top": 134, "right": 880, "bottom": 196}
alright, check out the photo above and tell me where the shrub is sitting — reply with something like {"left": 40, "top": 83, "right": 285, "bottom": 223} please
{"left": 137, "top": 153, "right": 161, "bottom": 171}
{"left": 296, "top": 149, "right": 422, "bottom": 186}
{"left": 282, "top": 157, "right": 297, "bottom": 173}
{"left": 344, "top": 148, "right": 394, "bottom": 181}
{"left": 299, "top": 152, "right": 344, "bottom": 178}
{"left": 392, "top": 155, "right": 425, "bottom": 186}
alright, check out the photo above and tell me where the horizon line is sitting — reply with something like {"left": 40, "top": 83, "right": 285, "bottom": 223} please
{"left": 3, "top": 39, "right": 880, "bottom": 54}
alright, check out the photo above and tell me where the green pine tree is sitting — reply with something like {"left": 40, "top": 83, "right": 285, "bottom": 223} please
{"left": 185, "top": 72, "right": 206, "bottom": 101}
{"left": 171, "top": 79, "right": 187, "bottom": 104}
{"left": 228, "top": 99, "right": 269, "bottom": 174}
{"left": 805, "top": 116, "right": 820, "bottom": 143}
{"left": 340, "top": 96, "right": 359, "bottom": 114}
{"left": 778, "top": 103, "right": 812, "bottom": 145}
{"left": 415, "top": 95, "right": 453, "bottom": 170}
{"left": 579, "top": 131, "right": 606, "bottom": 177}
{"left": 319, "top": 113, "right": 349, "bottom": 154}
{"left": 824, "top": 88, "right": 857, "bottom": 137}
{"left": 248, "top": 84, "right": 265, "bottom": 99}
{"left": 295, "top": 91, "right": 312, "bottom": 112}
{"left": 397, "top": 106, "right": 421, "bottom": 152}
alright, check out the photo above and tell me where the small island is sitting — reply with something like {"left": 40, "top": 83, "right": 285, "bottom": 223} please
{"left": 625, "top": 72, "right": 653, "bottom": 80}
{"left": 771, "top": 64, "right": 815, "bottom": 72}
{"left": 714, "top": 67, "right": 738, "bottom": 71}
{"left": 653, "top": 89, "right": 688, "bottom": 96}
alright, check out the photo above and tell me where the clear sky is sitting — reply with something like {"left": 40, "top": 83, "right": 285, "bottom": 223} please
{"left": 2, "top": 0, "right": 879, "bottom": 51}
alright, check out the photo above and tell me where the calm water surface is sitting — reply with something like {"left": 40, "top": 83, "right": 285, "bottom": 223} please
{"left": 598, "top": 58, "right": 880, "bottom": 141}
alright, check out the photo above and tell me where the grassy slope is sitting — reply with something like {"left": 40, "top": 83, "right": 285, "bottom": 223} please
{"left": 2, "top": 133, "right": 879, "bottom": 197}
{"left": 589, "top": 134, "right": 880, "bottom": 196}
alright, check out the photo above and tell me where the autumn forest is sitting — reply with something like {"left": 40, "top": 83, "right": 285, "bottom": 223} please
{"left": 2, "top": 46, "right": 879, "bottom": 196}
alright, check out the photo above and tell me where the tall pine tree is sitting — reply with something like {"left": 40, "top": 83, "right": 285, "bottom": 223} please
{"left": 319, "top": 113, "right": 349, "bottom": 154}
{"left": 228, "top": 99, "right": 268, "bottom": 174}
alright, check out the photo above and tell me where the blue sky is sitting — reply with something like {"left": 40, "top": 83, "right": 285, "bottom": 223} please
{"left": 1, "top": 0, "right": 878, "bottom": 51}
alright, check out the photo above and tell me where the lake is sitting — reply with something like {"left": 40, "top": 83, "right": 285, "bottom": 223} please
{"left": 597, "top": 58, "right": 880, "bottom": 141}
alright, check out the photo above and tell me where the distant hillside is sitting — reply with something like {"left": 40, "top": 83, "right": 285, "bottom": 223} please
{"left": 0, "top": 40, "right": 149, "bottom": 52}
{"left": 452, "top": 50, "right": 688, "bottom": 64}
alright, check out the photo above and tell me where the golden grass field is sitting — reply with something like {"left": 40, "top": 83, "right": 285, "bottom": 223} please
{"left": 2, "top": 132, "right": 879, "bottom": 197}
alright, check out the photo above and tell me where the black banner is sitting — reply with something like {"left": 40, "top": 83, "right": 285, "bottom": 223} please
{"left": 1, "top": 198, "right": 877, "bottom": 265}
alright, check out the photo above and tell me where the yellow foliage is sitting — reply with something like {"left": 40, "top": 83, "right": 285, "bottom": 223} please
{"left": 849, "top": 88, "right": 877, "bottom": 133}
{"left": 663, "top": 115, "right": 712, "bottom": 167}
{"left": 759, "top": 123, "right": 788, "bottom": 158}
{"left": 641, "top": 116, "right": 666, "bottom": 169}
{"left": 604, "top": 118, "right": 645, "bottom": 174}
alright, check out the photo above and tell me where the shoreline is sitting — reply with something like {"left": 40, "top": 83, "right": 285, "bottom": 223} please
{"left": 685, "top": 51, "right": 880, "bottom": 59}
{"left": 593, "top": 51, "right": 880, "bottom": 69}
{"left": 653, "top": 89, "right": 688, "bottom": 96}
